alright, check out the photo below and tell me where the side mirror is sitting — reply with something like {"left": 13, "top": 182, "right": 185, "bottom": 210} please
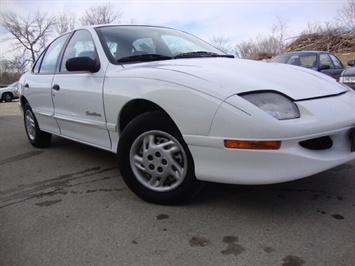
{"left": 347, "top": 60, "right": 355, "bottom": 67}
{"left": 66, "top": 57, "right": 100, "bottom": 73}
{"left": 319, "top": 64, "right": 330, "bottom": 71}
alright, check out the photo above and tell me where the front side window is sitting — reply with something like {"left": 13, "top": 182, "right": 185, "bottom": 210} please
{"left": 60, "top": 30, "right": 96, "bottom": 72}
{"left": 320, "top": 54, "right": 334, "bottom": 69}
{"left": 329, "top": 54, "right": 343, "bottom": 69}
{"left": 39, "top": 33, "right": 69, "bottom": 74}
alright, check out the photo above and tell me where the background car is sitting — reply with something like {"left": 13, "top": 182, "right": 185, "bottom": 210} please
{"left": 270, "top": 51, "right": 345, "bottom": 80}
{"left": 0, "top": 81, "right": 19, "bottom": 102}
{"left": 339, "top": 59, "right": 355, "bottom": 90}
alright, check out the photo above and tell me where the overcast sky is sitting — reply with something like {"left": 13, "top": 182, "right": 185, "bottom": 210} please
{"left": 0, "top": 0, "right": 349, "bottom": 54}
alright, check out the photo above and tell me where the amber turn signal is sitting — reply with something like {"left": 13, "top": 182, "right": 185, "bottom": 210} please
{"left": 224, "top": 140, "right": 281, "bottom": 150}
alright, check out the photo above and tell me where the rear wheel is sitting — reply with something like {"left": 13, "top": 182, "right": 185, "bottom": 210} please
{"left": 118, "top": 111, "right": 202, "bottom": 205}
{"left": 24, "top": 103, "right": 52, "bottom": 148}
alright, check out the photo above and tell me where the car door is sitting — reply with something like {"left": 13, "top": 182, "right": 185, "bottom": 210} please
{"left": 329, "top": 54, "right": 345, "bottom": 80}
{"left": 23, "top": 33, "right": 70, "bottom": 135}
{"left": 51, "top": 30, "right": 111, "bottom": 149}
{"left": 319, "top": 53, "right": 344, "bottom": 80}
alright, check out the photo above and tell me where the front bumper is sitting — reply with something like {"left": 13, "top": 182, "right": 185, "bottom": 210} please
{"left": 185, "top": 126, "right": 355, "bottom": 184}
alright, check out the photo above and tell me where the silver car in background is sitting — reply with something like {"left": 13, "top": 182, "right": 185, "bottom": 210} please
{"left": 0, "top": 81, "right": 19, "bottom": 102}
{"left": 339, "top": 60, "right": 355, "bottom": 90}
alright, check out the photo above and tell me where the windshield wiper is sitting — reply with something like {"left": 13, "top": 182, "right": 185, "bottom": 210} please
{"left": 117, "top": 52, "right": 234, "bottom": 63}
{"left": 117, "top": 54, "right": 172, "bottom": 63}
{"left": 174, "top": 51, "right": 234, "bottom": 59}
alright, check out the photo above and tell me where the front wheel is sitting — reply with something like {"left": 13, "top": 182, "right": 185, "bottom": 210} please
{"left": 117, "top": 111, "right": 202, "bottom": 205}
{"left": 24, "top": 103, "right": 52, "bottom": 148}
{"left": 3, "top": 93, "right": 13, "bottom": 102}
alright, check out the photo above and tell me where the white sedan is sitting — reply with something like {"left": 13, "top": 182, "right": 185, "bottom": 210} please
{"left": 18, "top": 25, "right": 355, "bottom": 204}
{"left": 1, "top": 81, "right": 19, "bottom": 102}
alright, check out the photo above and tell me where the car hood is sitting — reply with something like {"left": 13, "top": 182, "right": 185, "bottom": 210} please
{"left": 342, "top": 67, "right": 355, "bottom": 76}
{"left": 121, "top": 58, "right": 348, "bottom": 101}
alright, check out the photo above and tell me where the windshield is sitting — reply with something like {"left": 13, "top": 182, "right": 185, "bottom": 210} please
{"left": 95, "top": 26, "right": 230, "bottom": 63}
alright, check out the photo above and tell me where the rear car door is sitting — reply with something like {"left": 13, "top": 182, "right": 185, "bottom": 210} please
{"left": 51, "top": 30, "right": 111, "bottom": 149}
{"left": 23, "top": 33, "right": 70, "bottom": 134}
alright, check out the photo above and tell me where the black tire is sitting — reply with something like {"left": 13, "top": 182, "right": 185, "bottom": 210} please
{"left": 117, "top": 111, "right": 203, "bottom": 205}
{"left": 3, "top": 93, "right": 13, "bottom": 102}
{"left": 24, "top": 103, "right": 52, "bottom": 148}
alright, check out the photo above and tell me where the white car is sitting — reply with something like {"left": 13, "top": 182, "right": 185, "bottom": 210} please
{"left": 18, "top": 25, "right": 355, "bottom": 204}
{"left": 0, "top": 81, "right": 19, "bottom": 102}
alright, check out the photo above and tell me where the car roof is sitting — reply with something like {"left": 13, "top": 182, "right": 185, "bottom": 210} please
{"left": 61, "top": 24, "right": 177, "bottom": 37}
{"left": 282, "top": 51, "right": 333, "bottom": 55}
{"left": 76, "top": 24, "right": 174, "bottom": 31}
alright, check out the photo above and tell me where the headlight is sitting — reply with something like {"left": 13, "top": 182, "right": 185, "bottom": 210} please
{"left": 339, "top": 76, "right": 355, "bottom": 83}
{"left": 240, "top": 91, "right": 300, "bottom": 120}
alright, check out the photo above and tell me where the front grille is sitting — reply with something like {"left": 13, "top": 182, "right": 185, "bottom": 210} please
{"left": 299, "top": 136, "right": 333, "bottom": 150}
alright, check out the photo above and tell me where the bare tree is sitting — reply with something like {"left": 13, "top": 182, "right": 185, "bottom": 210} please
{"left": 209, "top": 35, "right": 232, "bottom": 54}
{"left": 0, "top": 10, "right": 57, "bottom": 66}
{"left": 235, "top": 16, "right": 289, "bottom": 59}
{"left": 0, "top": 56, "right": 24, "bottom": 83}
{"left": 300, "top": 21, "right": 323, "bottom": 35}
{"left": 80, "top": 3, "right": 123, "bottom": 26}
{"left": 334, "top": 0, "right": 355, "bottom": 31}
{"left": 55, "top": 10, "right": 76, "bottom": 35}
{"left": 271, "top": 16, "right": 289, "bottom": 53}
{"left": 235, "top": 35, "right": 280, "bottom": 59}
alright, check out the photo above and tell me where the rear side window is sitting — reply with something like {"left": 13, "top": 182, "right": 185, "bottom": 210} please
{"left": 299, "top": 55, "right": 316, "bottom": 68}
{"left": 32, "top": 52, "right": 45, "bottom": 74}
{"left": 37, "top": 33, "right": 70, "bottom": 74}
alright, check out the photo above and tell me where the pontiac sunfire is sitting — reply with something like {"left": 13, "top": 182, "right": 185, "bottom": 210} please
{"left": 18, "top": 25, "right": 355, "bottom": 204}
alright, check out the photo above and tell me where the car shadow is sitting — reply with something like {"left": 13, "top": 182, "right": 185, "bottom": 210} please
{"left": 192, "top": 161, "right": 354, "bottom": 214}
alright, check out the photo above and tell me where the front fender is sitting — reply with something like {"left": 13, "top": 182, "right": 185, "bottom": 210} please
{"left": 104, "top": 76, "right": 223, "bottom": 136}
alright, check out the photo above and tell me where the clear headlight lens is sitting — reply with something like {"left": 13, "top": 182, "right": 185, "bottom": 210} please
{"left": 339, "top": 76, "right": 355, "bottom": 83}
{"left": 240, "top": 92, "right": 300, "bottom": 120}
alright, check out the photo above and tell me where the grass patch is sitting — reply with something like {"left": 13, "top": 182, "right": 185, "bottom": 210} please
{"left": 336, "top": 52, "right": 355, "bottom": 66}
